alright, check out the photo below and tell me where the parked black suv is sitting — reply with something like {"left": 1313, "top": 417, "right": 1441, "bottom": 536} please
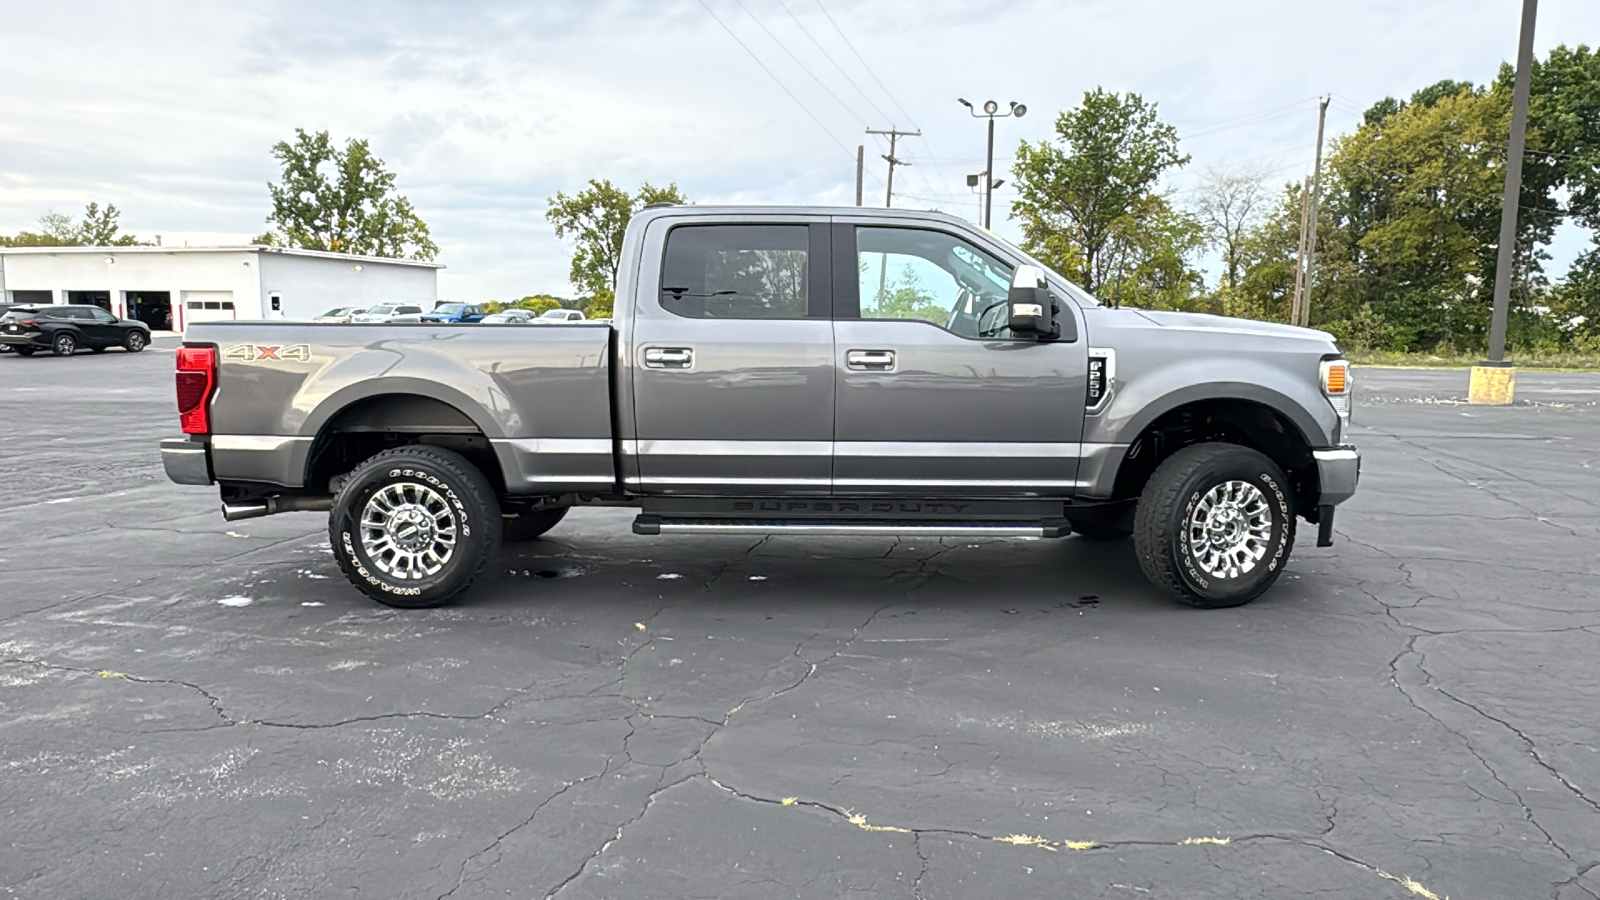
{"left": 0, "top": 305, "right": 153, "bottom": 356}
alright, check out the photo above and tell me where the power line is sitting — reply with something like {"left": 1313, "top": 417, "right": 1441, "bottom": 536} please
{"left": 811, "top": 0, "right": 954, "bottom": 201}
{"left": 773, "top": 0, "right": 893, "bottom": 124}
{"left": 732, "top": 0, "right": 870, "bottom": 128}
{"left": 695, "top": 0, "right": 881, "bottom": 187}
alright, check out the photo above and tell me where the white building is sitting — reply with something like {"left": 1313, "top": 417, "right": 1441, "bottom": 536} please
{"left": 0, "top": 245, "right": 441, "bottom": 330}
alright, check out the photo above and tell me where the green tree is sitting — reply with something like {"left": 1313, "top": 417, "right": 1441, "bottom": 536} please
{"left": 1191, "top": 163, "right": 1273, "bottom": 307}
{"left": 1, "top": 204, "right": 144, "bottom": 246}
{"left": 260, "top": 128, "right": 438, "bottom": 260}
{"left": 1316, "top": 84, "right": 1557, "bottom": 350}
{"left": 1011, "top": 88, "right": 1192, "bottom": 295}
{"left": 545, "top": 179, "right": 687, "bottom": 298}
{"left": 515, "top": 295, "right": 563, "bottom": 315}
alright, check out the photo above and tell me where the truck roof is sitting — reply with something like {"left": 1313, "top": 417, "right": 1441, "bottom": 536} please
{"left": 632, "top": 204, "right": 980, "bottom": 230}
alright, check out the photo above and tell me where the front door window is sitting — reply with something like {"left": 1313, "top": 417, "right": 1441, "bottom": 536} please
{"left": 856, "top": 227, "right": 1015, "bottom": 339}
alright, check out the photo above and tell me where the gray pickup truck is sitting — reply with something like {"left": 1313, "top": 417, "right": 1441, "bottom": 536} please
{"left": 161, "top": 205, "right": 1359, "bottom": 609}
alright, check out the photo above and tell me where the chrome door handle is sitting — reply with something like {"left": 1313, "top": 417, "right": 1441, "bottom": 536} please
{"left": 643, "top": 347, "right": 693, "bottom": 369}
{"left": 846, "top": 349, "right": 895, "bottom": 371}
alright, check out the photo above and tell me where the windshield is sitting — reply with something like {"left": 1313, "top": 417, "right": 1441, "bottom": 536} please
{"left": 539, "top": 310, "right": 572, "bottom": 319}
{"left": 367, "top": 306, "right": 397, "bottom": 315}
{"left": 320, "top": 307, "right": 351, "bottom": 317}
{"left": 433, "top": 304, "right": 466, "bottom": 314}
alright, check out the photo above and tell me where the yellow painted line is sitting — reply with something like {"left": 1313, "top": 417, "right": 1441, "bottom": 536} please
{"left": 95, "top": 670, "right": 129, "bottom": 679}
{"left": 1379, "top": 871, "right": 1446, "bottom": 900}
{"left": 1179, "top": 836, "right": 1231, "bottom": 846}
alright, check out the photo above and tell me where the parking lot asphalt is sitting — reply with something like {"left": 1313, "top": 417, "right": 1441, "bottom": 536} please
{"left": 2, "top": 343, "right": 1597, "bottom": 900}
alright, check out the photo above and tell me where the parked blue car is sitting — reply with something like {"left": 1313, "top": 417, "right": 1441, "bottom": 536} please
{"left": 419, "top": 303, "right": 486, "bottom": 324}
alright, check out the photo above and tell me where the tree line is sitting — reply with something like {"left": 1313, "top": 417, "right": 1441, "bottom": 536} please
{"left": 1010, "top": 45, "right": 1600, "bottom": 355}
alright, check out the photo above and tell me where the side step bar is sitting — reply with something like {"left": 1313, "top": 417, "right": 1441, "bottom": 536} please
{"left": 633, "top": 516, "right": 1069, "bottom": 538}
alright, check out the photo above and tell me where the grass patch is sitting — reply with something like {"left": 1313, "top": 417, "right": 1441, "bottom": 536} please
{"left": 1347, "top": 349, "right": 1600, "bottom": 371}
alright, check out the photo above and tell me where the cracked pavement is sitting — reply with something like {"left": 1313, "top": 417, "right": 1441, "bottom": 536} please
{"left": 2, "top": 347, "right": 1598, "bottom": 898}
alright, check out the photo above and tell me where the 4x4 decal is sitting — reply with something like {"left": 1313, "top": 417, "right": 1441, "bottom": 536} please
{"left": 224, "top": 343, "right": 311, "bottom": 362}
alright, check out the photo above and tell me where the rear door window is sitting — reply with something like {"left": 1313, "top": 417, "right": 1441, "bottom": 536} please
{"left": 660, "top": 224, "right": 820, "bottom": 319}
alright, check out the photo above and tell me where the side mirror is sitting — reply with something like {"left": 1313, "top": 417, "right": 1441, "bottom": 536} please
{"left": 1008, "top": 265, "right": 1056, "bottom": 338}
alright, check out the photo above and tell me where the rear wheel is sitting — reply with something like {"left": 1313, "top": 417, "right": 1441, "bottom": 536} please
{"left": 502, "top": 506, "right": 569, "bottom": 542}
{"left": 52, "top": 333, "right": 77, "bottom": 356}
{"left": 329, "top": 445, "right": 501, "bottom": 608}
{"left": 124, "top": 331, "right": 147, "bottom": 352}
{"left": 1133, "top": 443, "right": 1295, "bottom": 608}
{"left": 13, "top": 347, "right": 35, "bottom": 357}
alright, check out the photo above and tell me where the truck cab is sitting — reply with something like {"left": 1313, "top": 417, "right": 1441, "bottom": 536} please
{"left": 161, "top": 206, "right": 1359, "bottom": 611}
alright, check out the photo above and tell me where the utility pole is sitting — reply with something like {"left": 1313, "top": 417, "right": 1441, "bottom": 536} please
{"left": 854, "top": 145, "right": 864, "bottom": 207}
{"left": 1298, "top": 96, "right": 1331, "bottom": 328}
{"left": 867, "top": 127, "right": 919, "bottom": 207}
{"left": 1472, "top": 0, "right": 1537, "bottom": 405}
{"left": 1291, "top": 176, "right": 1313, "bottom": 325}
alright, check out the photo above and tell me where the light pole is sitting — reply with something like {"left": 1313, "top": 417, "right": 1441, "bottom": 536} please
{"left": 967, "top": 172, "right": 1003, "bottom": 226}
{"left": 959, "top": 98, "right": 1026, "bottom": 229}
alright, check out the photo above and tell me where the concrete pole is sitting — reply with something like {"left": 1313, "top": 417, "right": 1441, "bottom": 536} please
{"left": 1487, "top": 0, "right": 1538, "bottom": 363}
{"left": 855, "top": 145, "right": 864, "bottom": 206}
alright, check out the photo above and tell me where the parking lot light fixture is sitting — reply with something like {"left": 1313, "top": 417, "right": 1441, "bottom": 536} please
{"left": 960, "top": 97, "right": 1028, "bottom": 228}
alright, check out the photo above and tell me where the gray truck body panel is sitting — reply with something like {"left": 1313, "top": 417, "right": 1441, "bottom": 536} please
{"left": 169, "top": 205, "right": 1354, "bottom": 512}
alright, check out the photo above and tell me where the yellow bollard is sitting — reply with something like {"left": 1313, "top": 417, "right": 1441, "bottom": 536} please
{"left": 1468, "top": 364, "right": 1516, "bottom": 405}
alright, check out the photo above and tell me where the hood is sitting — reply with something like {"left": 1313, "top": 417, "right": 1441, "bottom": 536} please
{"left": 1127, "top": 309, "right": 1334, "bottom": 343}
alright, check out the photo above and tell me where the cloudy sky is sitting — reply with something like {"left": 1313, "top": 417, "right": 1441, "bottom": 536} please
{"left": 0, "top": 0, "right": 1592, "bottom": 300}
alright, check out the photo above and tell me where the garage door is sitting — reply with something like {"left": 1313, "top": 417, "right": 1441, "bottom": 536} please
{"left": 180, "top": 290, "right": 237, "bottom": 329}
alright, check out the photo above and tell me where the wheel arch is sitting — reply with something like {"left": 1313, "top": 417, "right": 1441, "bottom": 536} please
{"left": 1106, "top": 395, "right": 1321, "bottom": 517}
{"left": 303, "top": 392, "right": 507, "bottom": 495}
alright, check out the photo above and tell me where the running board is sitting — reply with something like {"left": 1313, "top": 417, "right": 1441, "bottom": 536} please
{"left": 633, "top": 516, "right": 1069, "bottom": 538}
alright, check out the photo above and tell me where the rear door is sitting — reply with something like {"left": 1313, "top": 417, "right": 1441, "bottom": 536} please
{"left": 628, "top": 217, "right": 834, "bottom": 494}
{"left": 831, "top": 221, "right": 1088, "bottom": 496}
{"left": 84, "top": 306, "right": 123, "bottom": 345}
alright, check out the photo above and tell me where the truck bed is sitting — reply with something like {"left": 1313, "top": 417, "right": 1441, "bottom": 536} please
{"left": 184, "top": 321, "right": 616, "bottom": 493}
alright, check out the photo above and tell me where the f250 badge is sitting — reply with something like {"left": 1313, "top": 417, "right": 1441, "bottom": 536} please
{"left": 224, "top": 343, "right": 312, "bottom": 362}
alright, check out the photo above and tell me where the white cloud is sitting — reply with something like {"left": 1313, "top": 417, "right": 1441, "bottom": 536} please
{"left": 0, "top": 0, "right": 1592, "bottom": 299}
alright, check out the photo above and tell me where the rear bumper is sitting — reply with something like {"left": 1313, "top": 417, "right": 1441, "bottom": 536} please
{"left": 161, "top": 438, "right": 213, "bottom": 485}
{"left": 1314, "top": 447, "right": 1360, "bottom": 507}
{"left": 0, "top": 332, "right": 47, "bottom": 347}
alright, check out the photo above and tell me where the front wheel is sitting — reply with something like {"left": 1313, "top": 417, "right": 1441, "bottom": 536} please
{"left": 124, "top": 331, "right": 147, "bottom": 352}
{"left": 1133, "top": 443, "right": 1295, "bottom": 608}
{"left": 329, "top": 445, "right": 502, "bottom": 608}
{"left": 52, "top": 333, "right": 77, "bottom": 356}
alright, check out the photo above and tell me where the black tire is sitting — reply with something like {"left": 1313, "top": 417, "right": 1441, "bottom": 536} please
{"left": 329, "top": 445, "right": 502, "bottom": 608}
{"left": 1133, "top": 443, "right": 1295, "bottom": 609}
{"left": 124, "top": 331, "right": 147, "bottom": 352}
{"left": 1069, "top": 521, "right": 1132, "bottom": 542}
{"left": 13, "top": 347, "right": 35, "bottom": 357}
{"left": 90, "top": 345, "right": 106, "bottom": 353}
{"left": 51, "top": 332, "right": 77, "bottom": 356}
{"left": 502, "top": 506, "right": 569, "bottom": 542}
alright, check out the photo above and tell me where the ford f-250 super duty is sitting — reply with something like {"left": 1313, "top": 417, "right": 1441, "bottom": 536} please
{"left": 161, "top": 205, "right": 1359, "bottom": 609}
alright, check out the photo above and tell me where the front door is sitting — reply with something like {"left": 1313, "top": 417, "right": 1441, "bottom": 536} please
{"left": 629, "top": 219, "right": 835, "bottom": 494}
{"left": 832, "top": 223, "right": 1088, "bottom": 496}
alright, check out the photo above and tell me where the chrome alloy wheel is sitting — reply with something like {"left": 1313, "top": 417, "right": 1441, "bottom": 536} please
{"left": 359, "top": 482, "right": 458, "bottom": 579}
{"left": 1187, "top": 480, "right": 1273, "bottom": 579}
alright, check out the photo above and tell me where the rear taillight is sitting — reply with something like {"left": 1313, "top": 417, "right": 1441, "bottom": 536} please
{"left": 176, "top": 346, "right": 216, "bottom": 434}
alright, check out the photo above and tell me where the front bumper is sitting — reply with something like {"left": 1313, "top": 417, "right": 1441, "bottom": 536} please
{"left": 1313, "top": 447, "right": 1360, "bottom": 507}
{"left": 161, "top": 438, "right": 213, "bottom": 485}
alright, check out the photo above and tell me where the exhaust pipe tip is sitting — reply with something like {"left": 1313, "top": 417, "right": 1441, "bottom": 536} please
{"left": 221, "top": 501, "right": 270, "bottom": 522}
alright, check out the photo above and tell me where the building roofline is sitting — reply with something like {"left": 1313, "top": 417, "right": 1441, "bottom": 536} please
{"left": 0, "top": 244, "right": 444, "bottom": 269}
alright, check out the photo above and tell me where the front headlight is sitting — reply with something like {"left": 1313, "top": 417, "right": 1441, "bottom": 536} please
{"left": 1321, "top": 358, "right": 1351, "bottom": 422}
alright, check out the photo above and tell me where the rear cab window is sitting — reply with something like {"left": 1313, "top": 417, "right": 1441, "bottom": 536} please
{"left": 660, "top": 224, "right": 826, "bottom": 319}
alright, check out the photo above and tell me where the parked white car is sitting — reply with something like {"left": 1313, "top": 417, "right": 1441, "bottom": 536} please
{"left": 350, "top": 304, "right": 426, "bottom": 323}
{"left": 531, "top": 309, "right": 587, "bottom": 324}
